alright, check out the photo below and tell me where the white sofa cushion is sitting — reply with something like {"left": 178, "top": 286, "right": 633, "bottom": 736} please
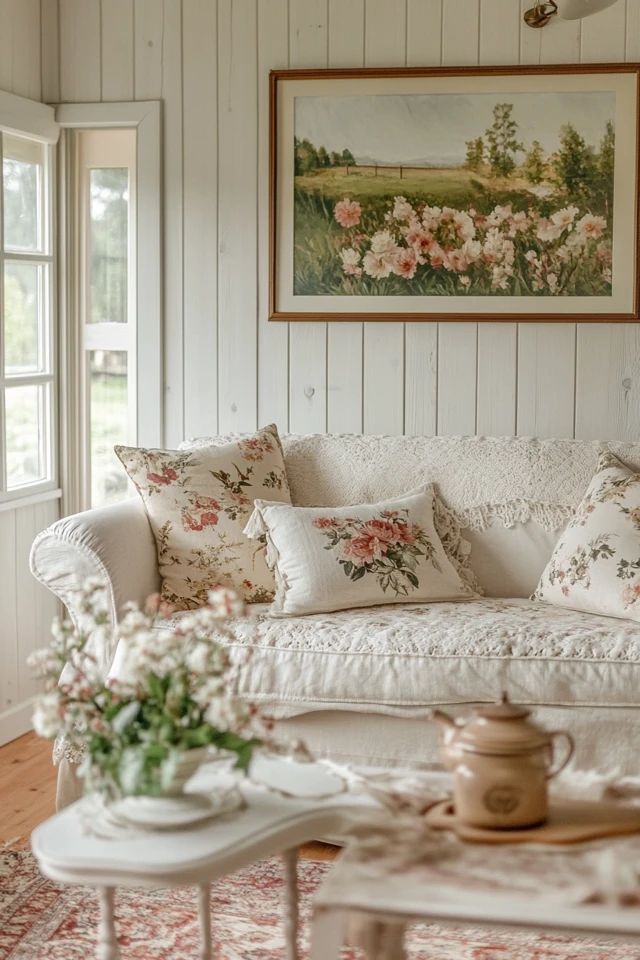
{"left": 535, "top": 452, "right": 640, "bottom": 621}
{"left": 130, "top": 598, "right": 640, "bottom": 719}
{"left": 246, "top": 487, "right": 475, "bottom": 616}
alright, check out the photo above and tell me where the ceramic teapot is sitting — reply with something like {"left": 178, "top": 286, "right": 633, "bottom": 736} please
{"left": 432, "top": 693, "right": 574, "bottom": 829}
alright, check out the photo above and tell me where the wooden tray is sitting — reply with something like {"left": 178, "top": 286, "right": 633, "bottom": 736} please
{"left": 425, "top": 798, "right": 640, "bottom": 844}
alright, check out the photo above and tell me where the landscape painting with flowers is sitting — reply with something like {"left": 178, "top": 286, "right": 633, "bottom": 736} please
{"left": 271, "top": 67, "right": 640, "bottom": 320}
{"left": 293, "top": 89, "right": 615, "bottom": 299}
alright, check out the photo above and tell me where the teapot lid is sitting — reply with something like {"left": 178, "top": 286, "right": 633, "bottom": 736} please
{"left": 457, "top": 692, "right": 550, "bottom": 755}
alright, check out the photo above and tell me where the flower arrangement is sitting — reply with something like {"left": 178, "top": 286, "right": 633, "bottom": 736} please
{"left": 331, "top": 195, "right": 610, "bottom": 297}
{"left": 28, "top": 581, "right": 264, "bottom": 799}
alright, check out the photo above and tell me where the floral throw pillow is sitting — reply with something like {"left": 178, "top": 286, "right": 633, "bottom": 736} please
{"left": 534, "top": 452, "right": 640, "bottom": 620}
{"left": 115, "top": 424, "right": 290, "bottom": 610}
{"left": 244, "top": 486, "right": 477, "bottom": 616}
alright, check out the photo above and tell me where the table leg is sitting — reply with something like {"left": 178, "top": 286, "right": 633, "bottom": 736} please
{"left": 282, "top": 848, "right": 299, "bottom": 960}
{"left": 352, "top": 918, "right": 408, "bottom": 960}
{"left": 197, "top": 883, "right": 213, "bottom": 960}
{"left": 308, "top": 907, "right": 347, "bottom": 960}
{"left": 97, "top": 887, "right": 120, "bottom": 960}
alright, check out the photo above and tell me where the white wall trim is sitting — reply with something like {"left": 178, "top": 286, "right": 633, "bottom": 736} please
{"left": 0, "top": 698, "right": 34, "bottom": 747}
{"left": 0, "top": 89, "right": 59, "bottom": 143}
{"left": 54, "top": 100, "right": 163, "bottom": 449}
{"left": 0, "top": 488, "right": 61, "bottom": 515}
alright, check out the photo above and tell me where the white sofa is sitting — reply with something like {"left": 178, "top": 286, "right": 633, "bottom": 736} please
{"left": 30, "top": 434, "right": 640, "bottom": 806}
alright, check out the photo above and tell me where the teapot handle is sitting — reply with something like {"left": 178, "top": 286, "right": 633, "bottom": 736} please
{"left": 546, "top": 730, "right": 575, "bottom": 780}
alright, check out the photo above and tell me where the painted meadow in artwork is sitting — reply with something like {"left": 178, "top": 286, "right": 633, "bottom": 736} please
{"left": 293, "top": 91, "right": 615, "bottom": 298}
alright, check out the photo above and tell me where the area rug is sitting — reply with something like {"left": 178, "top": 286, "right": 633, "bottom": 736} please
{"left": 1, "top": 844, "right": 638, "bottom": 959}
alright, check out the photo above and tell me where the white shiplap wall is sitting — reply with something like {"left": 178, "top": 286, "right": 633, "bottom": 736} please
{"left": 42, "top": 0, "right": 640, "bottom": 445}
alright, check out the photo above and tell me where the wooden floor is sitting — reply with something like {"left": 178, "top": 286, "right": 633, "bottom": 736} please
{"left": 0, "top": 732, "right": 336, "bottom": 860}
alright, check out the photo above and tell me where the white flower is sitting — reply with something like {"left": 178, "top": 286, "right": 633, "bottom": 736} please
{"left": 339, "top": 247, "right": 362, "bottom": 276}
{"left": 32, "top": 692, "right": 62, "bottom": 738}
{"left": 208, "top": 587, "right": 245, "bottom": 618}
{"left": 186, "top": 641, "right": 212, "bottom": 675}
{"left": 370, "top": 230, "right": 397, "bottom": 257}
{"left": 461, "top": 239, "right": 482, "bottom": 263}
{"left": 546, "top": 272, "right": 559, "bottom": 292}
{"left": 391, "top": 196, "right": 414, "bottom": 221}
{"left": 576, "top": 213, "right": 607, "bottom": 241}
{"left": 536, "top": 219, "right": 563, "bottom": 243}
{"left": 363, "top": 251, "right": 393, "bottom": 279}
{"left": 111, "top": 700, "right": 141, "bottom": 734}
{"left": 204, "top": 696, "right": 248, "bottom": 732}
{"left": 550, "top": 205, "right": 578, "bottom": 230}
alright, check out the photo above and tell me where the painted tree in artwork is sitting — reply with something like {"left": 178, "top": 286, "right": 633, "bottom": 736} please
{"left": 464, "top": 136, "right": 485, "bottom": 172}
{"left": 524, "top": 140, "right": 545, "bottom": 184}
{"left": 554, "top": 123, "right": 596, "bottom": 202}
{"left": 596, "top": 120, "right": 615, "bottom": 215}
{"left": 484, "top": 103, "right": 522, "bottom": 177}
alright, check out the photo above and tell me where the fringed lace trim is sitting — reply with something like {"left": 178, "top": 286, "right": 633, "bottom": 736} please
{"left": 454, "top": 500, "right": 574, "bottom": 533}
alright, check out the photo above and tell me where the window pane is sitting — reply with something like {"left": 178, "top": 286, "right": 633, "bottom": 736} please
{"left": 5, "top": 383, "right": 49, "bottom": 489}
{"left": 90, "top": 350, "right": 129, "bottom": 506}
{"left": 4, "top": 262, "right": 46, "bottom": 375}
{"left": 89, "top": 168, "right": 129, "bottom": 324}
{"left": 3, "top": 134, "right": 43, "bottom": 252}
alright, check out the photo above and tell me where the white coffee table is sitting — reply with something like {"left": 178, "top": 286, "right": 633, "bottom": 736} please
{"left": 31, "top": 758, "right": 369, "bottom": 960}
{"left": 309, "top": 821, "right": 640, "bottom": 959}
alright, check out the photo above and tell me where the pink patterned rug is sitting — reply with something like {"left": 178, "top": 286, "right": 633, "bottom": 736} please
{"left": 1, "top": 845, "right": 639, "bottom": 959}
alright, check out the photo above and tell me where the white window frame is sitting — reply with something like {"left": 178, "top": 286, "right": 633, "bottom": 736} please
{"left": 56, "top": 101, "right": 161, "bottom": 515}
{"left": 0, "top": 90, "right": 60, "bottom": 508}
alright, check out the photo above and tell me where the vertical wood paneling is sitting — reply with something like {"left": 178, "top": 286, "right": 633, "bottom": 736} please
{"left": 442, "top": 0, "right": 479, "bottom": 65}
{"left": 217, "top": 0, "right": 258, "bottom": 434}
{"left": 288, "top": 0, "right": 328, "bottom": 434}
{"left": 364, "top": 325, "right": 404, "bottom": 434}
{"left": 581, "top": 0, "right": 626, "bottom": 58}
{"left": 362, "top": 0, "right": 406, "bottom": 435}
{"left": 133, "top": 0, "right": 164, "bottom": 100}
{"left": 575, "top": 325, "right": 640, "bottom": 440}
{"left": 326, "top": 0, "right": 365, "bottom": 434}
{"left": 405, "top": 324, "right": 437, "bottom": 435}
{"left": 40, "top": 0, "right": 60, "bottom": 102}
{"left": 59, "top": 0, "right": 101, "bottom": 101}
{"left": 477, "top": 324, "right": 517, "bottom": 435}
{"left": 101, "top": 0, "right": 134, "bottom": 100}
{"left": 407, "top": 0, "right": 442, "bottom": 65}
{"left": 183, "top": 0, "right": 218, "bottom": 437}
{"left": 0, "top": 0, "right": 41, "bottom": 100}
{"left": 517, "top": 324, "right": 576, "bottom": 437}
{"left": 0, "top": 512, "right": 18, "bottom": 714}
{"left": 437, "top": 323, "right": 478, "bottom": 434}
{"left": 257, "top": 0, "right": 289, "bottom": 429}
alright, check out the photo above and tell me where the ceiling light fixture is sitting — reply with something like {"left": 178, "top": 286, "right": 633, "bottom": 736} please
{"left": 524, "top": 0, "right": 621, "bottom": 28}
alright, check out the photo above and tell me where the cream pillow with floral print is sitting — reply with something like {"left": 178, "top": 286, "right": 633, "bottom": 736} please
{"left": 244, "top": 486, "right": 476, "bottom": 617}
{"left": 115, "top": 424, "right": 290, "bottom": 610}
{"left": 534, "top": 452, "right": 640, "bottom": 620}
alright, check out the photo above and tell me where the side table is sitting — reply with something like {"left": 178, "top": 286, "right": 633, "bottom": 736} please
{"left": 32, "top": 761, "right": 368, "bottom": 960}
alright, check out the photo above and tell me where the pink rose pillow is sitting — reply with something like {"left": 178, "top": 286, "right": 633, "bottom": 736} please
{"left": 244, "top": 486, "right": 476, "bottom": 617}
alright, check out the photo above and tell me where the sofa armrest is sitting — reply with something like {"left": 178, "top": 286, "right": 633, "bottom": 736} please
{"left": 30, "top": 498, "right": 160, "bottom": 677}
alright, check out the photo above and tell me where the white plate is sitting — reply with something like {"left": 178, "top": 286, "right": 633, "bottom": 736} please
{"left": 249, "top": 754, "right": 347, "bottom": 800}
{"left": 111, "top": 787, "right": 243, "bottom": 830}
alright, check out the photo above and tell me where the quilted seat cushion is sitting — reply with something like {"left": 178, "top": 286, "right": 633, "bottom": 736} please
{"left": 132, "top": 599, "right": 640, "bottom": 719}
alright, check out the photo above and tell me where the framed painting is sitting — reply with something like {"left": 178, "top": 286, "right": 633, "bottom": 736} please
{"left": 269, "top": 64, "right": 640, "bottom": 322}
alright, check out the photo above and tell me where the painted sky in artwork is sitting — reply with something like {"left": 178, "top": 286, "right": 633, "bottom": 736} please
{"left": 294, "top": 90, "right": 615, "bottom": 166}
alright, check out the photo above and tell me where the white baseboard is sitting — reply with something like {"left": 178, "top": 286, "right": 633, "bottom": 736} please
{"left": 0, "top": 699, "right": 34, "bottom": 746}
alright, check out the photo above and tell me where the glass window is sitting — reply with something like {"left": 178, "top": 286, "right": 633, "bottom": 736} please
{"left": 89, "top": 350, "right": 129, "bottom": 507}
{"left": 89, "top": 168, "right": 129, "bottom": 324}
{"left": 5, "top": 383, "right": 49, "bottom": 489}
{"left": 0, "top": 130, "right": 55, "bottom": 499}
{"left": 4, "top": 261, "right": 46, "bottom": 375}
{"left": 78, "top": 129, "right": 136, "bottom": 509}
{"left": 2, "top": 134, "right": 44, "bottom": 253}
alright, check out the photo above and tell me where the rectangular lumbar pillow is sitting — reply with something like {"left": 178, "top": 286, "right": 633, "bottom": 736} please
{"left": 534, "top": 451, "right": 640, "bottom": 621}
{"left": 115, "top": 424, "right": 290, "bottom": 609}
{"left": 244, "top": 486, "right": 477, "bottom": 616}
